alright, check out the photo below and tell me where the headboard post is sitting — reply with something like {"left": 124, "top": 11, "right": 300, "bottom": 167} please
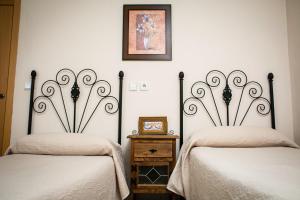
{"left": 118, "top": 71, "right": 124, "bottom": 145}
{"left": 268, "top": 73, "right": 276, "bottom": 129}
{"left": 27, "top": 70, "right": 37, "bottom": 135}
{"left": 179, "top": 71, "right": 184, "bottom": 148}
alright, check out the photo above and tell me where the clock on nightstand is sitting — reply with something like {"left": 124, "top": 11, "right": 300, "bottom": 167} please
{"left": 127, "top": 134, "right": 179, "bottom": 199}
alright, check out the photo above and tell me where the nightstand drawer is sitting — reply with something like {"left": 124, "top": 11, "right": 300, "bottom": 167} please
{"left": 134, "top": 142, "right": 172, "bottom": 158}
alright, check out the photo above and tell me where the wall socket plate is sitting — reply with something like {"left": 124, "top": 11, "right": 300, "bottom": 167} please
{"left": 140, "top": 81, "right": 149, "bottom": 91}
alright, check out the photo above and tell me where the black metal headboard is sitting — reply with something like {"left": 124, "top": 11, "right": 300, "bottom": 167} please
{"left": 27, "top": 68, "right": 124, "bottom": 144}
{"left": 179, "top": 70, "right": 275, "bottom": 148}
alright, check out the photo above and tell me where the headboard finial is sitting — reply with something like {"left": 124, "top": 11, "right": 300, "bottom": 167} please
{"left": 179, "top": 71, "right": 184, "bottom": 79}
{"left": 119, "top": 71, "right": 124, "bottom": 78}
{"left": 31, "top": 70, "right": 37, "bottom": 78}
{"left": 268, "top": 73, "right": 274, "bottom": 81}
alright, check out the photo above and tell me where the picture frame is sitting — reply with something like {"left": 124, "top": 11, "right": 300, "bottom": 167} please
{"left": 138, "top": 116, "right": 168, "bottom": 135}
{"left": 122, "top": 4, "right": 172, "bottom": 61}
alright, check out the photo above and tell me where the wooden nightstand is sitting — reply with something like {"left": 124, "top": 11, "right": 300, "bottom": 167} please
{"left": 127, "top": 134, "right": 179, "bottom": 199}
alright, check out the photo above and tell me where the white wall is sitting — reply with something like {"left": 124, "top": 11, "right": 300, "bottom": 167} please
{"left": 286, "top": 0, "right": 300, "bottom": 145}
{"left": 12, "top": 0, "right": 294, "bottom": 151}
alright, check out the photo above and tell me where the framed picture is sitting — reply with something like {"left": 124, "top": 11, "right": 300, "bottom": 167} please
{"left": 138, "top": 116, "right": 168, "bottom": 135}
{"left": 122, "top": 4, "right": 172, "bottom": 61}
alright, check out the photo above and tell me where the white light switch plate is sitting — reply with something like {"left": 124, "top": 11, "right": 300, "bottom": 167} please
{"left": 25, "top": 81, "right": 31, "bottom": 90}
{"left": 129, "top": 82, "right": 138, "bottom": 91}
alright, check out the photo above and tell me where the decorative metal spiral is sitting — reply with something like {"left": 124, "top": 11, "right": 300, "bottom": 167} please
{"left": 95, "top": 80, "right": 112, "bottom": 97}
{"left": 33, "top": 95, "right": 68, "bottom": 132}
{"left": 183, "top": 96, "right": 217, "bottom": 126}
{"left": 102, "top": 96, "right": 119, "bottom": 114}
{"left": 191, "top": 81, "right": 207, "bottom": 99}
{"left": 227, "top": 70, "right": 247, "bottom": 88}
{"left": 206, "top": 70, "right": 226, "bottom": 87}
{"left": 56, "top": 68, "right": 76, "bottom": 85}
{"left": 77, "top": 68, "right": 97, "bottom": 86}
{"left": 183, "top": 97, "right": 199, "bottom": 116}
{"left": 41, "top": 80, "right": 58, "bottom": 97}
{"left": 239, "top": 96, "right": 271, "bottom": 125}
{"left": 33, "top": 96, "right": 49, "bottom": 113}
{"left": 255, "top": 97, "right": 271, "bottom": 116}
{"left": 245, "top": 81, "right": 263, "bottom": 99}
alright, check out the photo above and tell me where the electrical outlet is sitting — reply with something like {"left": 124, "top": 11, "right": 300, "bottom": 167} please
{"left": 140, "top": 81, "right": 149, "bottom": 91}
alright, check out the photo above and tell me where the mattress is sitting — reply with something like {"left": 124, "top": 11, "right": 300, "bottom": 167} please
{"left": 0, "top": 154, "right": 120, "bottom": 200}
{"left": 187, "top": 147, "right": 300, "bottom": 200}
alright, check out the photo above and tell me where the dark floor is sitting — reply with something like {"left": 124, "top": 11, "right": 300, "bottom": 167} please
{"left": 127, "top": 194, "right": 174, "bottom": 200}
{"left": 138, "top": 194, "right": 170, "bottom": 200}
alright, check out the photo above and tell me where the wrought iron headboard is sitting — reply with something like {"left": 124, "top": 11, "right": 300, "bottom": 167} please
{"left": 179, "top": 70, "right": 275, "bottom": 148}
{"left": 27, "top": 68, "right": 124, "bottom": 144}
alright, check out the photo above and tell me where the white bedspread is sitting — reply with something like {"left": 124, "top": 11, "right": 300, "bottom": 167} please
{"left": 187, "top": 147, "right": 300, "bottom": 200}
{"left": 0, "top": 154, "right": 119, "bottom": 200}
{"left": 167, "top": 126, "right": 300, "bottom": 200}
{"left": 0, "top": 133, "right": 129, "bottom": 200}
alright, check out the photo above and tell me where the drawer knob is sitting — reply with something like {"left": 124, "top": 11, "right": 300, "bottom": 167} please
{"left": 149, "top": 149, "right": 157, "bottom": 153}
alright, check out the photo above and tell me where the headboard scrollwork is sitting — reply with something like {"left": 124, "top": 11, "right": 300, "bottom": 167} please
{"left": 27, "top": 68, "right": 124, "bottom": 144}
{"left": 179, "top": 70, "right": 275, "bottom": 148}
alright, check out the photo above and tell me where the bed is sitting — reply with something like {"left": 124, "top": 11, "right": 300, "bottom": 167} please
{"left": 0, "top": 68, "right": 129, "bottom": 200}
{"left": 167, "top": 70, "right": 300, "bottom": 200}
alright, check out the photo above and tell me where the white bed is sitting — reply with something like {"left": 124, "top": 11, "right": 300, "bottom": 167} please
{"left": 0, "top": 133, "right": 129, "bottom": 200}
{"left": 167, "top": 126, "right": 300, "bottom": 200}
{"left": 187, "top": 147, "right": 300, "bottom": 200}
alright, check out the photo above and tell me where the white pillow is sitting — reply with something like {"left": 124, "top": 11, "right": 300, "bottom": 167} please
{"left": 9, "top": 133, "right": 120, "bottom": 156}
{"left": 190, "top": 126, "right": 299, "bottom": 148}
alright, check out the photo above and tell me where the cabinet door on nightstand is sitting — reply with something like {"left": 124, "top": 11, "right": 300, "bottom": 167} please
{"left": 136, "top": 162, "right": 169, "bottom": 187}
